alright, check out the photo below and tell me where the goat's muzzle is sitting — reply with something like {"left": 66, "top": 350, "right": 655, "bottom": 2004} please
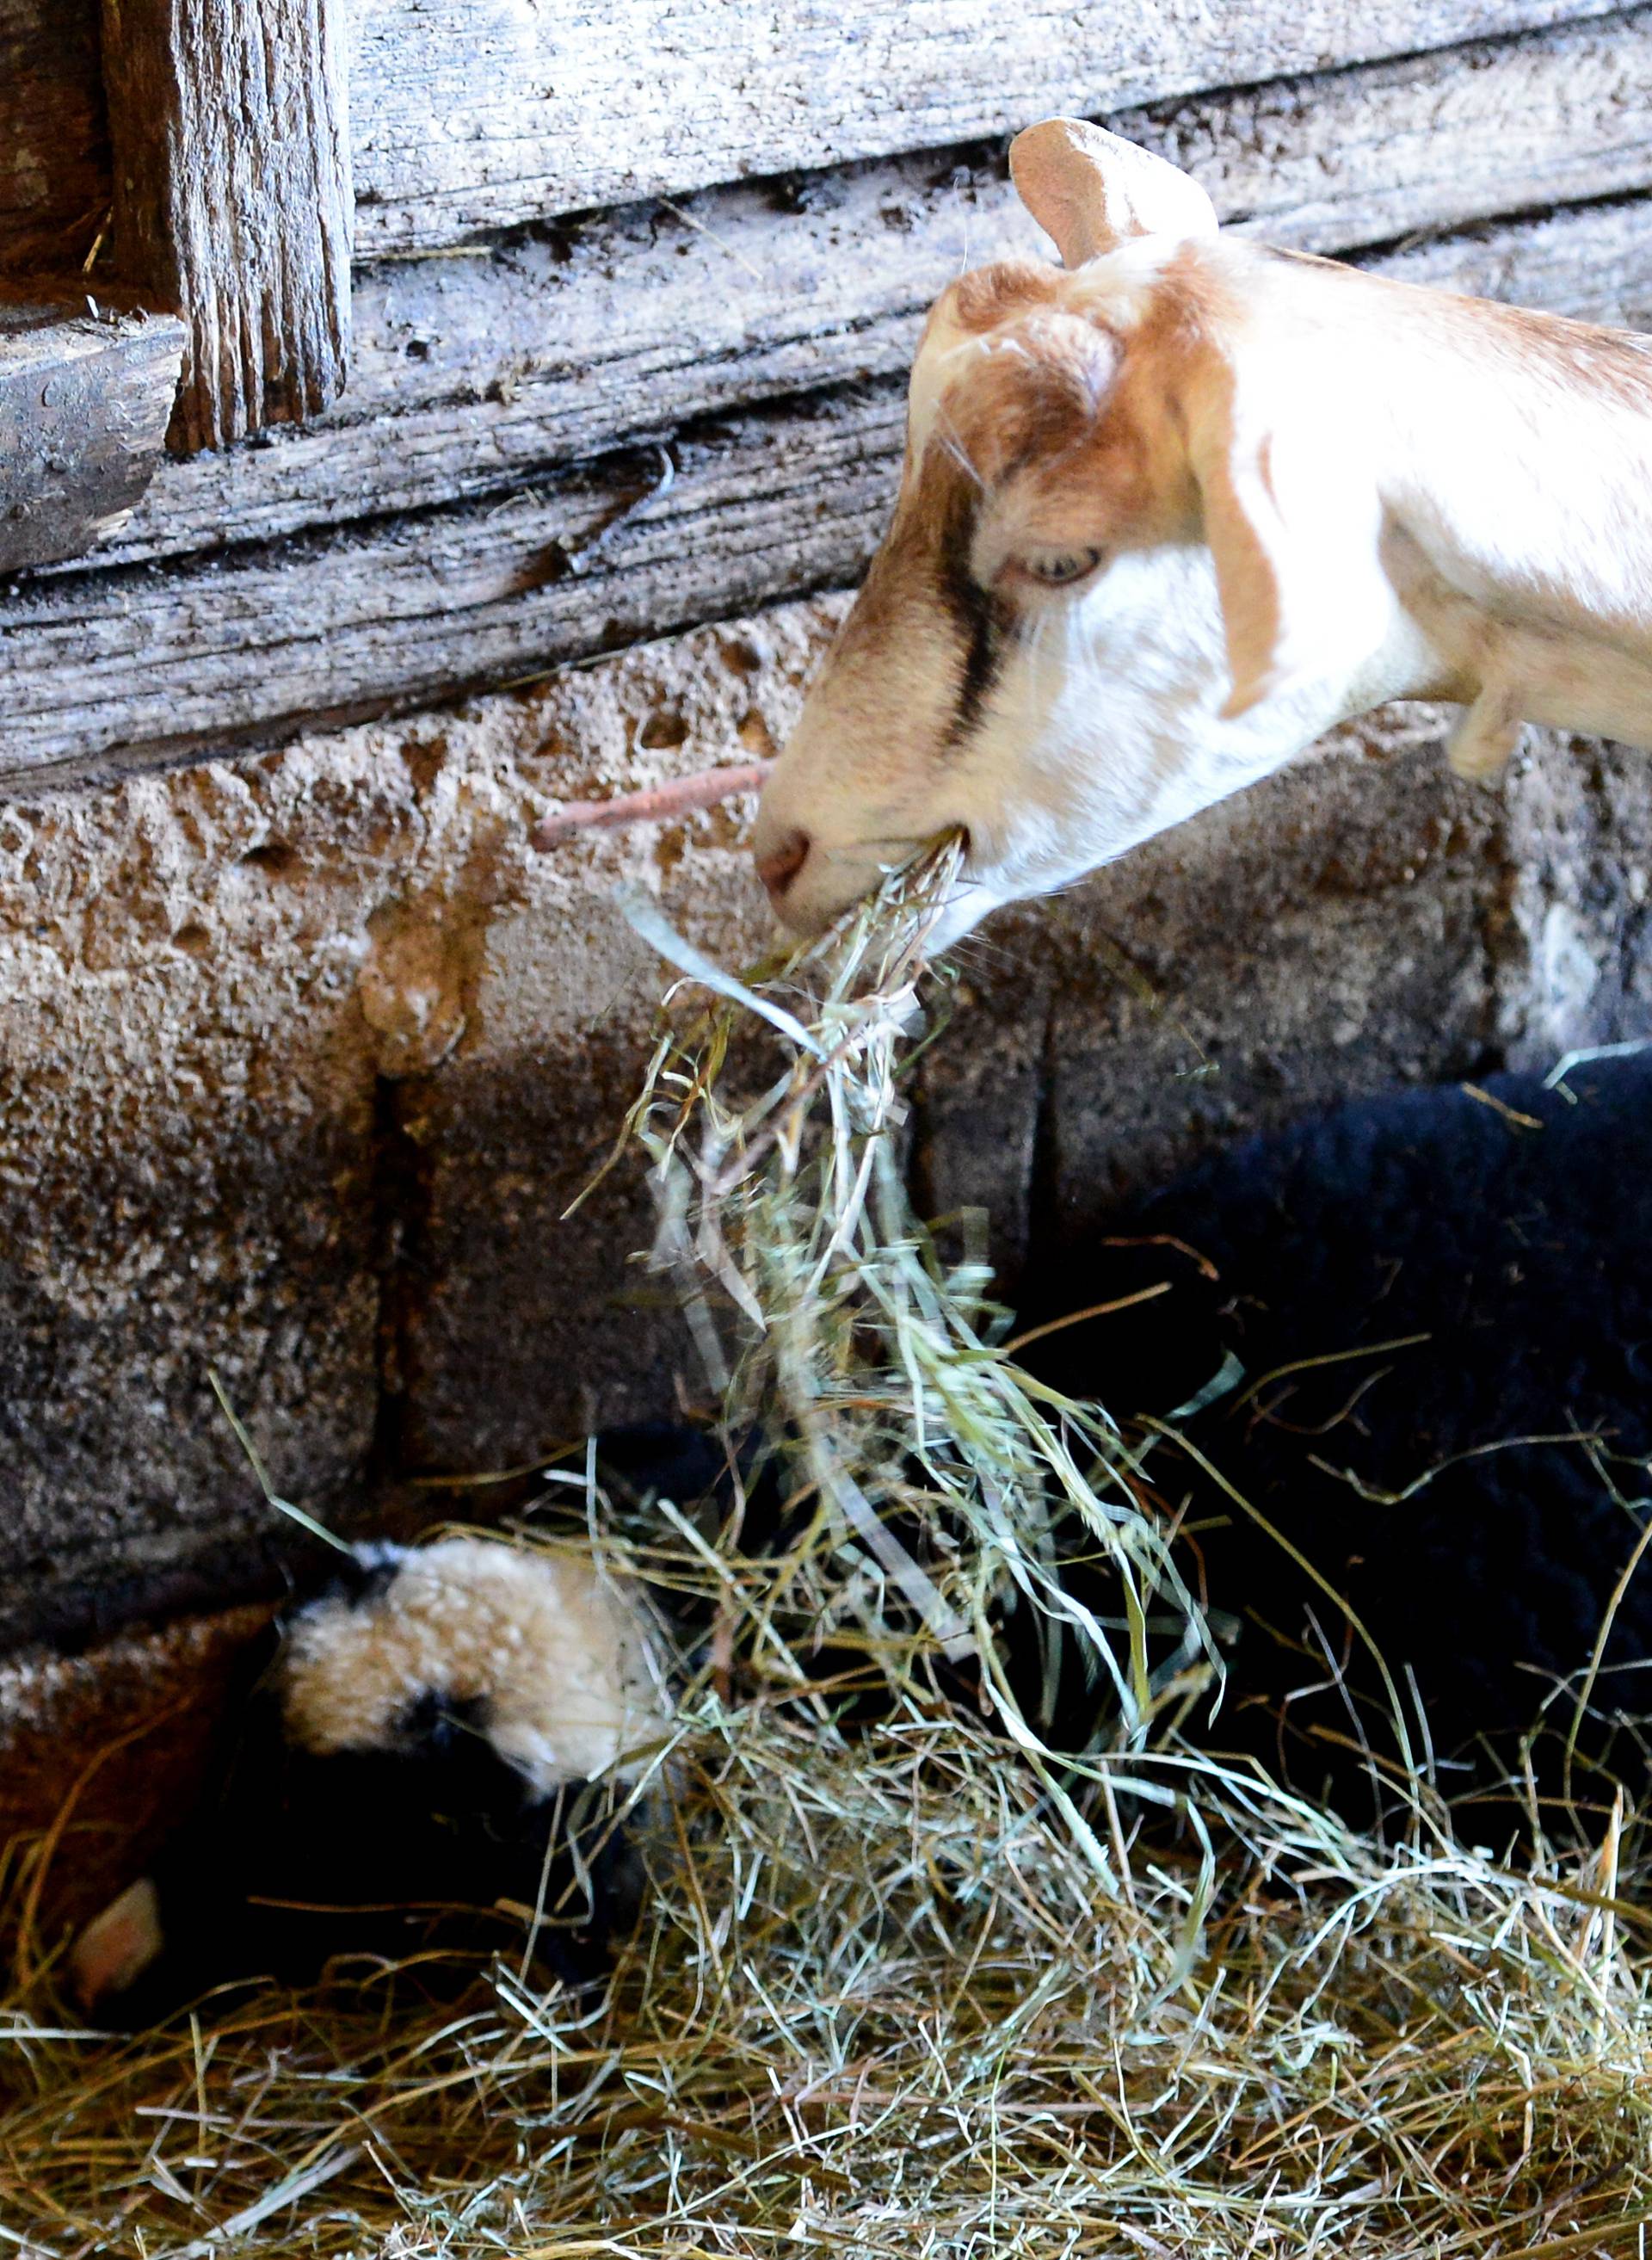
{"left": 755, "top": 826, "right": 811, "bottom": 908}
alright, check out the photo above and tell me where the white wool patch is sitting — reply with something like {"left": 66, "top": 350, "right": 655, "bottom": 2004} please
{"left": 279, "top": 1538, "right": 668, "bottom": 1794}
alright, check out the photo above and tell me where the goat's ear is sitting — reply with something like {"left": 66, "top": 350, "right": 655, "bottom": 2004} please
{"left": 1009, "top": 119, "right": 1217, "bottom": 267}
{"left": 1184, "top": 365, "right": 1394, "bottom": 719}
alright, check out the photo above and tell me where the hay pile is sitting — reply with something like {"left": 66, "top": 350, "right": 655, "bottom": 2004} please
{"left": 4, "top": 844, "right": 1652, "bottom": 2257}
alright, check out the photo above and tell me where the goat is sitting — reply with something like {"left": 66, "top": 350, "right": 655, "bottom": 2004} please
{"left": 752, "top": 119, "right": 1652, "bottom": 946}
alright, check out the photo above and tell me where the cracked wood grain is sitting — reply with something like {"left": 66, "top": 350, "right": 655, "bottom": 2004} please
{"left": 100, "top": 0, "right": 353, "bottom": 450}
{"left": 0, "top": 288, "right": 186, "bottom": 571}
{"left": 0, "top": 386, "right": 906, "bottom": 787}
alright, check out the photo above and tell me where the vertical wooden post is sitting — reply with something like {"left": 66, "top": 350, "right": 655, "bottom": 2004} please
{"left": 100, "top": 0, "right": 353, "bottom": 454}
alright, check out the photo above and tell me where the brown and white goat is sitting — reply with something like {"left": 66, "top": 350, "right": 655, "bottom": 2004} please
{"left": 752, "top": 119, "right": 1652, "bottom": 946}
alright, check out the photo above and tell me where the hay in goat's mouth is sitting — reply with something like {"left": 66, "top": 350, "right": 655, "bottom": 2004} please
{"left": 5, "top": 838, "right": 1652, "bottom": 2257}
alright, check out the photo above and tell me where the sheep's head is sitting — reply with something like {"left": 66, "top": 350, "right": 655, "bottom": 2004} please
{"left": 754, "top": 120, "right": 1408, "bottom": 944}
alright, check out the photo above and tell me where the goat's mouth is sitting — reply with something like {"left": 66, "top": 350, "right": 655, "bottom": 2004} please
{"left": 765, "top": 825, "right": 977, "bottom": 939}
{"left": 922, "top": 833, "right": 1015, "bottom": 954}
{"left": 923, "top": 879, "right": 1000, "bottom": 955}
{"left": 909, "top": 822, "right": 973, "bottom": 882}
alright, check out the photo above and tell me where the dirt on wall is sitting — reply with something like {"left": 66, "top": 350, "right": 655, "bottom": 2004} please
{"left": 0, "top": 603, "right": 826, "bottom": 1655}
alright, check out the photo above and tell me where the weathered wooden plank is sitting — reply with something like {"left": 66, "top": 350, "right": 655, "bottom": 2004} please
{"left": 0, "top": 0, "right": 109, "bottom": 276}
{"left": 3, "top": 189, "right": 1650, "bottom": 787}
{"left": 350, "top": 0, "right": 1624, "bottom": 253}
{"left": 81, "top": 9, "right": 1652, "bottom": 569}
{"left": 1141, "top": 6, "right": 1652, "bottom": 250}
{"left": 0, "top": 0, "right": 1633, "bottom": 281}
{"left": 0, "top": 390, "right": 904, "bottom": 785}
{"left": 100, "top": 0, "right": 353, "bottom": 450}
{"left": 0, "top": 289, "right": 186, "bottom": 569}
{"left": 1365, "top": 190, "right": 1652, "bottom": 318}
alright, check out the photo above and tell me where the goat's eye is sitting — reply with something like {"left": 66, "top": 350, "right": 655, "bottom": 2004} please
{"left": 1018, "top": 546, "right": 1105, "bottom": 588}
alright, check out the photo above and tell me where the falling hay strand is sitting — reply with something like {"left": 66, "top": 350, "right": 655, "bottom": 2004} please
{"left": 3, "top": 837, "right": 1652, "bottom": 2256}
{"left": 613, "top": 835, "right": 1214, "bottom": 1765}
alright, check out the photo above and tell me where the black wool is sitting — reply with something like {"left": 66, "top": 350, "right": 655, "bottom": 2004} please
{"left": 1014, "top": 1053, "right": 1652, "bottom": 1822}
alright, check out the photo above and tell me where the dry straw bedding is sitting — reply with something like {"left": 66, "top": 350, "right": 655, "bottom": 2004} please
{"left": 3, "top": 843, "right": 1651, "bottom": 2257}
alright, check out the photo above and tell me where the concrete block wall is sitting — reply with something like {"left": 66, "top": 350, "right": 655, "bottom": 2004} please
{"left": 3, "top": 592, "right": 1647, "bottom": 1661}
{"left": 0, "top": 604, "right": 826, "bottom": 1652}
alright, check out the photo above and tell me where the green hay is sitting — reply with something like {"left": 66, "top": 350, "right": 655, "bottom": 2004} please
{"left": 3, "top": 841, "right": 1651, "bottom": 2257}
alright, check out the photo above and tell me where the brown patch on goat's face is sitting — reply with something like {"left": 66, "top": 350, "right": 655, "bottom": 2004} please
{"left": 807, "top": 242, "right": 1249, "bottom": 785}
{"left": 946, "top": 257, "right": 1064, "bottom": 335}
{"left": 940, "top": 311, "right": 1121, "bottom": 486}
{"left": 900, "top": 261, "right": 1067, "bottom": 479}
{"left": 934, "top": 268, "right": 1219, "bottom": 566}
{"left": 845, "top": 261, "right": 1211, "bottom": 768}
{"left": 812, "top": 449, "right": 1007, "bottom": 775}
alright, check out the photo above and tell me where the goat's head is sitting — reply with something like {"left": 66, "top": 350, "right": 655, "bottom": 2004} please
{"left": 754, "top": 120, "right": 1409, "bottom": 943}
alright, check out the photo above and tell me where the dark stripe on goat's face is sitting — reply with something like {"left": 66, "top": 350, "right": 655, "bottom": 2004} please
{"left": 933, "top": 472, "right": 1010, "bottom": 751}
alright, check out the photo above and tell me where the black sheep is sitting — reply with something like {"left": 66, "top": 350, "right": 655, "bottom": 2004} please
{"left": 1016, "top": 1050, "right": 1652, "bottom": 1824}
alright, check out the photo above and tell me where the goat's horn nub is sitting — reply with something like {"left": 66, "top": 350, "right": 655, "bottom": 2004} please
{"left": 1009, "top": 118, "right": 1219, "bottom": 268}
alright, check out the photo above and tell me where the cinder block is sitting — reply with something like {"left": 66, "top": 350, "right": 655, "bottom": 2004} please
{"left": 0, "top": 602, "right": 829, "bottom": 1635}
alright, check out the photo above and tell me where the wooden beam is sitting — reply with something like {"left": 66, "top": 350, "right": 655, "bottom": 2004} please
{"left": 0, "top": 287, "right": 186, "bottom": 572}
{"left": 99, "top": 0, "right": 353, "bottom": 452}
{"left": 350, "top": 0, "right": 1622, "bottom": 253}
{"left": 0, "top": 388, "right": 903, "bottom": 784}
{"left": 1137, "top": 5, "right": 1652, "bottom": 252}
{"left": 4, "top": 0, "right": 1626, "bottom": 272}
{"left": 2, "top": 189, "right": 1649, "bottom": 785}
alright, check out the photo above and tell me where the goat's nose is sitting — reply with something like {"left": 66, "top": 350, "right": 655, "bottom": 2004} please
{"left": 756, "top": 827, "right": 811, "bottom": 903}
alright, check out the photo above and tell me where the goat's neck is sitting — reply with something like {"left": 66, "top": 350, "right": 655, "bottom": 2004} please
{"left": 1368, "top": 295, "right": 1652, "bottom": 748}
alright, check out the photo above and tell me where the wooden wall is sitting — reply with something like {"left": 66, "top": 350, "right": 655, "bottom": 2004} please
{"left": 2, "top": 2, "right": 1651, "bottom": 786}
